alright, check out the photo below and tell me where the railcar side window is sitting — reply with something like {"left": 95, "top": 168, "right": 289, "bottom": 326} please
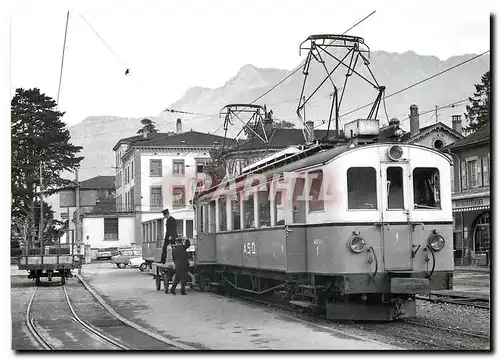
{"left": 218, "top": 196, "right": 227, "bottom": 231}
{"left": 243, "top": 192, "right": 255, "bottom": 228}
{"left": 258, "top": 183, "right": 271, "bottom": 227}
{"left": 274, "top": 191, "right": 286, "bottom": 226}
{"left": 387, "top": 167, "right": 404, "bottom": 209}
{"left": 309, "top": 170, "right": 324, "bottom": 212}
{"left": 293, "top": 177, "right": 306, "bottom": 223}
{"left": 232, "top": 194, "right": 241, "bottom": 230}
{"left": 208, "top": 201, "right": 216, "bottom": 233}
{"left": 347, "top": 167, "right": 377, "bottom": 210}
{"left": 413, "top": 168, "right": 441, "bottom": 209}
{"left": 199, "top": 206, "right": 204, "bottom": 233}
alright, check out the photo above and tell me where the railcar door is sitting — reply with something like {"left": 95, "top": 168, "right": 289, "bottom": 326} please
{"left": 381, "top": 161, "right": 412, "bottom": 270}
{"left": 196, "top": 203, "right": 217, "bottom": 263}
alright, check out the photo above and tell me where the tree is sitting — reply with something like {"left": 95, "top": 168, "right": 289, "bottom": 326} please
{"left": 137, "top": 118, "right": 159, "bottom": 134}
{"left": 464, "top": 70, "right": 490, "bottom": 134}
{"left": 204, "top": 145, "right": 227, "bottom": 187}
{"left": 11, "top": 88, "right": 83, "bottom": 250}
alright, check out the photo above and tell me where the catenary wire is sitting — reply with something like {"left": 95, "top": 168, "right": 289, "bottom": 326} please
{"left": 315, "top": 51, "right": 490, "bottom": 128}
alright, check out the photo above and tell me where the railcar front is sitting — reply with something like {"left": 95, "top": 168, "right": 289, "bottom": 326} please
{"left": 296, "top": 143, "right": 454, "bottom": 320}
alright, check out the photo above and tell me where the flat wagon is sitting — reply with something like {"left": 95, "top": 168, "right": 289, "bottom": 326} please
{"left": 18, "top": 245, "right": 82, "bottom": 285}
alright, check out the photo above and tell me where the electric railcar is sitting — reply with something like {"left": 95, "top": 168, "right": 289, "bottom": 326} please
{"left": 192, "top": 142, "right": 454, "bottom": 320}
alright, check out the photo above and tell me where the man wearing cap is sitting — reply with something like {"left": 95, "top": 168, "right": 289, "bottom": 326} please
{"left": 160, "top": 209, "right": 178, "bottom": 263}
{"left": 170, "top": 237, "right": 191, "bottom": 295}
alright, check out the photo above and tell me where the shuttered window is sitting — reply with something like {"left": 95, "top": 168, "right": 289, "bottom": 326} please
{"left": 461, "top": 161, "right": 467, "bottom": 189}
{"left": 173, "top": 160, "right": 185, "bottom": 176}
{"left": 482, "top": 156, "right": 490, "bottom": 186}
{"left": 172, "top": 186, "right": 186, "bottom": 208}
{"left": 150, "top": 159, "right": 162, "bottom": 177}
{"left": 104, "top": 218, "right": 119, "bottom": 240}
{"left": 150, "top": 187, "right": 162, "bottom": 209}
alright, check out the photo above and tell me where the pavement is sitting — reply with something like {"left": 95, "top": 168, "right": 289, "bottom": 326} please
{"left": 10, "top": 263, "right": 490, "bottom": 350}
{"left": 439, "top": 267, "right": 491, "bottom": 299}
{"left": 78, "top": 263, "right": 395, "bottom": 350}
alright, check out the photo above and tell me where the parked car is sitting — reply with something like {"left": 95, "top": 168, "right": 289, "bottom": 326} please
{"left": 111, "top": 249, "right": 142, "bottom": 268}
{"left": 129, "top": 256, "right": 148, "bottom": 271}
{"left": 96, "top": 249, "right": 113, "bottom": 260}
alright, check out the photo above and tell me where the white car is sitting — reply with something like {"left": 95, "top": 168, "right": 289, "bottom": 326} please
{"left": 129, "top": 256, "right": 147, "bottom": 271}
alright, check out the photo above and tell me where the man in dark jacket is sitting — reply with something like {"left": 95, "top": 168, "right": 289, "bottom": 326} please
{"left": 169, "top": 238, "right": 191, "bottom": 295}
{"left": 160, "top": 209, "right": 178, "bottom": 263}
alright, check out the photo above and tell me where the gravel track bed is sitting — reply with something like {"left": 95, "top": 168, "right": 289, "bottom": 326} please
{"left": 232, "top": 294, "right": 491, "bottom": 350}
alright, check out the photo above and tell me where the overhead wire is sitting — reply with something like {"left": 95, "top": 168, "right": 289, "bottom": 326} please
{"left": 56, "top": 11, "right": 70, "bottom": 105}
{"left": 316, "top": 50, "right": 490, "bottom": 128}
{"left": 79, "top": 13, "right": 128, "bottom": 69}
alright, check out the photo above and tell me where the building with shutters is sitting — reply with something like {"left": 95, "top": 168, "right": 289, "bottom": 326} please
{"left": 112, "top": 119, "right": 230, "bottom": 247}
{"left": 444, "top": 123, "right": 490, "bottom": 266}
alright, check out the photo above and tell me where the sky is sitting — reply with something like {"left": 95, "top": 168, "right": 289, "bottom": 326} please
{"left": 5, "top": 0, "right": 495, "bottom": 128}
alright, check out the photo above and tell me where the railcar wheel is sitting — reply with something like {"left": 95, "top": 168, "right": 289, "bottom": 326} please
{"left": 155, "top": 276, "right": 161, "bottom": 291}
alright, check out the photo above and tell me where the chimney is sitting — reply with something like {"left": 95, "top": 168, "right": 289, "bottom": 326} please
{"left": 452, "top": 115, "right": 462, "bottom": 135}
{"left": 176, "top": 118, "right": 182, "bottom": 134}
{"left": 409, "top": 105, "right": 420, "bottom": 136}
{"left": 305, "top": 121, "right": 315, "bottom": 143}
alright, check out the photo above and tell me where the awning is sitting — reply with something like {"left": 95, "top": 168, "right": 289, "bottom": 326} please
{"left": 452, "top": 205, "right": 490, "bottom": 213}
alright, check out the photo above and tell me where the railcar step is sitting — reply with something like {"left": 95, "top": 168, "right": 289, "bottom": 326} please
{"left": 289, "top": 300, "right": 318, "bottom": 308}
{"left": 298, "top": 284, "right": 325, "bottom": 289}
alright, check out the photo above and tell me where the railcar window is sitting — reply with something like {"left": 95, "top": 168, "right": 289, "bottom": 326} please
{"left": 208, "top": 201, "right": 216, "bottom": 233}
{"left": 156, "top": 219, "right": 163, "bottom": 241}
{"left": 258, "top": 184, "right": 271, "bottom": 227}
{"left": 274, "top": 191, "right": 286, "bottom": 226}
{"left": 203, "top": 204, "right": 209, "bottom": 233}
{"left": 293, "top": 177, "right": 306, "bottom": 223}
{"left": 232, "top": 194, "right": 241, "bottom": 230}
{"left": 199, "top": 206, "right": 204, "bottom": 233}
{"left": 387, "top": 167, "right": 404, "bottom": 209}
{"left": 218, "top": 196, "right": 227, "bottom": 231}
{"left": 243, "top": 192, "right": 255, "bottom": 228}
{"left": 176, "top": 220, "right": 184, "bottom": 238}
{"left": 309, "top": 170, "right": 324, "bottom": 212}
{"left": 347, "top": 167, "right": 377, "bottom": 210}
{"left": 413, "top": 168, "right": 441, "bottom": 209}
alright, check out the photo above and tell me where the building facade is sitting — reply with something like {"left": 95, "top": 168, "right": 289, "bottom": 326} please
{"left": 445, "top": 124, "right": 490, "bottom": 266}
{"left": 113, "top": 121, "right": 228, "bottom": 246}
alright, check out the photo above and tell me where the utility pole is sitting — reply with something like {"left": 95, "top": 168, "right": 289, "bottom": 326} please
{"left": 39, "top": 162, "right": 44, "bottom": 255}
{"left": 435, "top": 105, "right": 439, "bottom": 123}
{"left": 75, "top": 169, "right": 82, "bottom": 274}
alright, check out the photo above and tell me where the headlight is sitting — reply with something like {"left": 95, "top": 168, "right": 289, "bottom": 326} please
{"left": 347, "top": 235, "right": 366, "bottom": 253}
{"left": 428, "top": 233, "right": 445, "bottom": 251}
{"left": 388, "top": 145, "right": 403, "bottom": 161}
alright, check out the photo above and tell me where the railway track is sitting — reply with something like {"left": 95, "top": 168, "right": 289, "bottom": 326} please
{"left": 416, "top": 293, "right": 490, "bottom": 310}
{"left": 25, "top": 279, "right": 198, "bottom": 351}
{"left": 26, "top": 285, "right": 126, "bottom": 350}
